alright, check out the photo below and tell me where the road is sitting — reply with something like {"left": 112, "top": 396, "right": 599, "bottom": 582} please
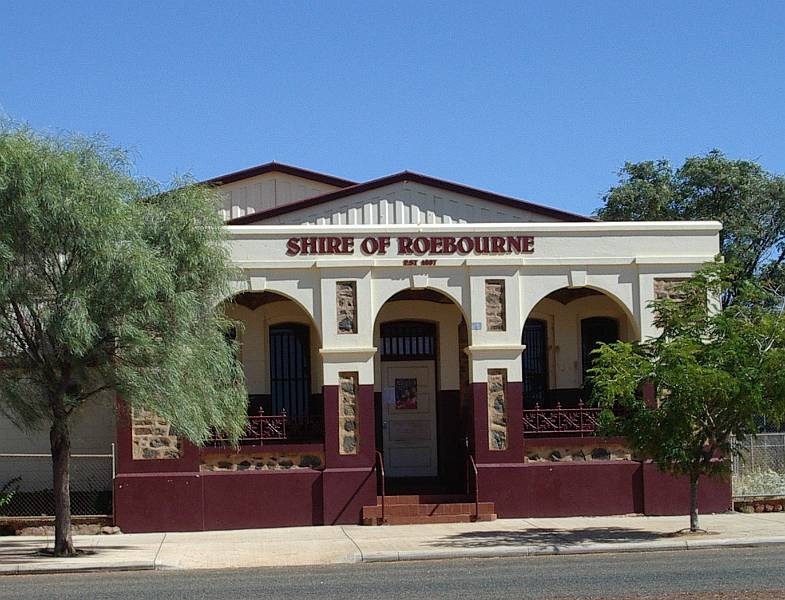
{"left": 1, "top": 546, "right": 783, "bottom": 599}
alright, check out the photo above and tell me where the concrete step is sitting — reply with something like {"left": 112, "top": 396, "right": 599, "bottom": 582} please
{"left": 377, "top": 494, "right": 473, "bottom": 505}
{"left": 362, "top": 513, "right": 497, "bottom": 526}
{"left": 362, "top": 502, "right": 496, "bottom": 519}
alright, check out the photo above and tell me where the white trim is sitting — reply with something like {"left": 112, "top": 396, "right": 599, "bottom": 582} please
{"left": 227, "top": 221, "right": 722, "bottom": 237}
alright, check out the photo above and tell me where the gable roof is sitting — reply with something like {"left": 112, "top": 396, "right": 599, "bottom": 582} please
{"left": 226, "top": 170, "right": 594, "bottom": 224}
{"left": 201, "top": 161, "right": 356, "bottom": 188}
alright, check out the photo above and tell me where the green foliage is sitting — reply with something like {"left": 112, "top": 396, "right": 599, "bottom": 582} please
{"left": 590, "top": 262, "right": 785, "bottom": 485}
{"left": 596, "top": 151, "right": 785, "bottom": 297}
{"left": 0, "top": 125, "right": 247, "bottom": 445}
{"left": 0, "top": 477, "right": 20, "bottom": 509}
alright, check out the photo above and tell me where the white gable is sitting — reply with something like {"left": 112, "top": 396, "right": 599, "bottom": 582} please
{"left": 253, "top": 181, "right": 566, "bottom": 225}
{"left": 218, "top": 172, "right": 343, "bottom": 221}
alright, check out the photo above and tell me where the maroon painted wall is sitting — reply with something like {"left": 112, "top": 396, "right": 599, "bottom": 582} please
{"left": 115, "top": 473, "right": 204, "bottom": 532}
{"left": 471, "top": 381, "right": 524, "bottom": 464}
{"left": 202, "top": 470, "right": 324, "bottom": 529}
{"left": 479, "top": 462, "right": 644, "bottom": 518}
{"left": 323, "top": 383, "right": 376, "bottom": 469}
{"left": 322, "top": 467, "right": 377, "bottom": 525}
{"left": 642, "top": 462, "right": 732, "bottom": 515}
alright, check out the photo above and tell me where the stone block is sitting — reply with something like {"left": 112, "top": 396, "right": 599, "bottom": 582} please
{"left": 336, "top": 281, "right": 357, "bottom": 334}
{"left": 338, "top": 372, "right": 359, "bottom": 455}
{"left": 487, "top": 369, "right": 508, "bottom": 450}
{"left": 485, "top": 280, "right": 506, "bottom": 331}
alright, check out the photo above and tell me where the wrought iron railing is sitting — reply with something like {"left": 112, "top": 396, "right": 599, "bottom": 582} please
{"left": 522, "top": 400, "right": 601, "bottom": 435}
{"left": 209, "top": 409, "right": 323, "bottom": 446}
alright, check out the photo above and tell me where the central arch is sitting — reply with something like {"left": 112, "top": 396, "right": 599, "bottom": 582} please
{"left": 372, "top": 288, "right": 469, "bottom": 494}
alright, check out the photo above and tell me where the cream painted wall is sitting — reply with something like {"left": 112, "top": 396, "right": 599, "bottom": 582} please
{"left": 229, "top": 221, "right": 721, "bottom": 387}
{"left": 218, "top": 172, "right": 341, "bottom": 221}
{"left": 264, "top": 181, "right": 565, "bottom": 226}
{"left": 527, "top": 295, "right": 631, "bottom": 390}
{"left": 372, "top": 300, "right": 463, "bottom": 392}
{"left": 225, "top": 299, "right": 323, "bottom": 396}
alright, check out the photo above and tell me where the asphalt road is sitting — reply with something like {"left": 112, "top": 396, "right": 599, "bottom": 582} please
{"left": 1, "top": 546, "right": 784, "bottom": 600}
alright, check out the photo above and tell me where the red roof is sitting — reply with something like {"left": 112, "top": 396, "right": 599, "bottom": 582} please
{"left": 202, "top": 161, "right": 356, "bottom": 188}
{"left": 223, "top": 169, "right": 593, "bottom": 224}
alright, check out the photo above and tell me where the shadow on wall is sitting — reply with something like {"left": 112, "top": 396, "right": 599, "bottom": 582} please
{"left": 428, "top": 526, "right": 665, "bottom": 548}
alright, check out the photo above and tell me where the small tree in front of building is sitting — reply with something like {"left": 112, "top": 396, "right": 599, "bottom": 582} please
{"left": 589, "top": 263, "right": 785, "bottom": 532}
{"left": 0, "top": 126, "right": 247, "bottom": 556}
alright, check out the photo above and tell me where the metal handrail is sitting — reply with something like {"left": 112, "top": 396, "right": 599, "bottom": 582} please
{"left": 374, "top": 450, "right": 386, "bottom": 524}
{"left": 468, "top": 454, "right": 479, "bottom": 521}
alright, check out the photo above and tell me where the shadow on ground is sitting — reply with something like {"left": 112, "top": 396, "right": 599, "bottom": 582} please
{"left": 0, "top": 540, "right": 136, "bottom": 565}
{"left": 429, "top": 527, "right": 665, "bottom": 549}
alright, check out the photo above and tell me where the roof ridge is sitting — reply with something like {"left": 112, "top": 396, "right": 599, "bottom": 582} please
{"left": 201, "top": 161, "right": 356, "bottom": 188}
{"left": 226, "top": 170, "right": 594, "bottom": 225}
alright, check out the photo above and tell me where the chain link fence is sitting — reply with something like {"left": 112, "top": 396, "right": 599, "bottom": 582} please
{"left": 732, "top": 433, "right": 785, "bottom": 498}
{"left": 0, "top": 448, "right": 114, "bottom": 517}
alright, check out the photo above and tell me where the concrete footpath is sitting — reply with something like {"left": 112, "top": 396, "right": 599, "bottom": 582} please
{"left": 2, "top": 512, "right": 785, "bottom": 575}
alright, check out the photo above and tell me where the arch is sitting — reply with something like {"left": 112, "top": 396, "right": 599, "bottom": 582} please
{"left": 372, "top": 286, "right": 469, "bottom": 486}
{"left": 521, "top": 285, "right": 635, "bottom": 409}
{"left": 225, "top": 289, "right": 322, "bottom": 343}
{"left": 372, "top": 284, "right": 471, "bottom": 344}
{"left": 522, "top": 283, "right": 639, "bottom": 341}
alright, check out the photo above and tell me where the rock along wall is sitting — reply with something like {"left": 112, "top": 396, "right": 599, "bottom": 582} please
{"left": 524, "top": 442, "right": 633, "bottom": 463}
{"left": 336, "top": 281, "right": 357, "bottom": 333}
{"left": 200, "top": 450, "right": 324, "bottom": 471}
{"left": 485, "top": 280, "right": 506, "bottom": 331}
{"left": 338, "top": 372, "right": 359, "bottom": 455}
{"left": 131, "top": 409, "right": 182, "bottom": 460}
{"left": 654, "top": 277, "right": 690, "bottom": 301}
{"left": 487, "top": 369, "right": 508, "bottom": 450}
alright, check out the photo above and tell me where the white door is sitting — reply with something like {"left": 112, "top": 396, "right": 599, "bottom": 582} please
{"left": 381, "top": 361, "right": 438, "bottom": 478}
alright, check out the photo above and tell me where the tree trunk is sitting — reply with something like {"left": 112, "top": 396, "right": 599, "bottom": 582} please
{"left": 689, "top": 472, "right": 700, "bottom": 533}
{"left": 50, "top": 406, "right": 75, "bottom": 557}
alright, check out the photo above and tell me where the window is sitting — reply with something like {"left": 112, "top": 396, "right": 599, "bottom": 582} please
{"left": 522, "top": 318, "right": 548, "bottom": 408}
{"left": 380, "top": 321, "right": 436, "bottom": 361}
{"left": 269, "top": 323, "right": 311, "bottom": 417}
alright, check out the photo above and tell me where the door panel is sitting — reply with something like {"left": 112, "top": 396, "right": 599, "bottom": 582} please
{"left": 381, "top": 361, "right": 438, "bottom": 477}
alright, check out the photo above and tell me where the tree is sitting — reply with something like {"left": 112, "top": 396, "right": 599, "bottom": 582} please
{"left": 596, "top": 151, "right": 785, "bottom": 300}
{"left": 589, "top": 263, "right": 785, "bottom": 532}
{"left": 0, "top": 126, "right": 247, "bottom": 555}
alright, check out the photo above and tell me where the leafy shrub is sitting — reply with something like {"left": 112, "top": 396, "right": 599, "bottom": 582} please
{"left": 0, "top": 477, "right": 21, "bottom": 509}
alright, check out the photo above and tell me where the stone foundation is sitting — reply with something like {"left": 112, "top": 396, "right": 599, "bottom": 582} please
{"left": 200, "top": 450, "right": 325, "bottom": 472}
{"left": 132, "top": 409, "right": 181, "bottom": 460}
{"left": 524, "top": 442, "right": 634, "bottom": 462}
{"left": 338, "top": 372, "right": 359, "bottom": 455}
{"left": 487, "top": 369, "right": 508, "bottom": 450}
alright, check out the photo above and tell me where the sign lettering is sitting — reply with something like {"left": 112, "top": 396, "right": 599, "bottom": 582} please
{"left": 285, "top": 235, "right": 534, "bottom": 256}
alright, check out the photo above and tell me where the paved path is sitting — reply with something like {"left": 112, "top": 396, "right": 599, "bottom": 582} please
{"left": 1, "top": 512, "right": 784, "bottom": 574}
{"left": 2, "top": 546, "right": 785, "bottom": 599}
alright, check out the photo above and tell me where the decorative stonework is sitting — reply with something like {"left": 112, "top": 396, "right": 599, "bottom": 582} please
{"left": 336, "top": 281, "right": 357, "bottom": 334}
{"left": 338, "top": 372, "right": 359, "bottom": 455}
{"left": 487, "top": 369, "right": 508, "bottom": 451}
{"left": 524, "top": 443, "right": 633, "bottom": 463}
{"left": 485, "top": 280, "right": 506, "bottom": 331}
{"left": 654, "top": 278, "right": 690, "bottom": 301}
{"left": 200, "top": 450, "right": 324, "bottom": 472}
{"left": 132, "top": 409, "right": 181, "bottom": 460}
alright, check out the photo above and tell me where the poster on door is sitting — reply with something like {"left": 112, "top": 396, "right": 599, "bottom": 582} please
{"left": 394, "top": 378, "right": 418, "bottom": 410}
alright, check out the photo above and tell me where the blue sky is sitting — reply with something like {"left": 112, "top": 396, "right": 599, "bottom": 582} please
{"left": 2, "top": 2, "right": 784, "bottom": 215}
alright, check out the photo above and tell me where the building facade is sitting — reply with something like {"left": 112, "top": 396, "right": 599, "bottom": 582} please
{"left": 108, "top": 163, "right": 729, "bottom": 530}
